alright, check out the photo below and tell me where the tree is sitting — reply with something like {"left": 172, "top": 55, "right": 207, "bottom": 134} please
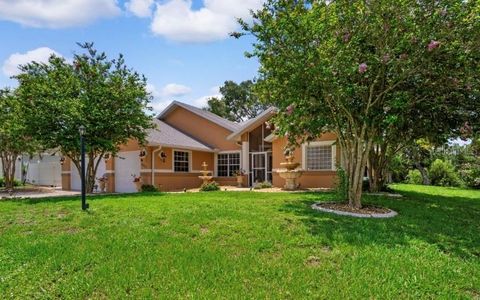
{"left": 241, "top": 0, "right": 479, "bottom": 208}
{"left": 16, "top": 43, "right": 154, "bottom": 193}
{"left": 205, "top": 80, "right": 269, "bottom": 122}
{"left": 0, "top": 89, "right": 39, "bottom": 191}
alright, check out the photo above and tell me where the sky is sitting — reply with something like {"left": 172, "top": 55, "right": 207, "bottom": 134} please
{"left": 0, "top": 0, "right": 265, "bottom": 113}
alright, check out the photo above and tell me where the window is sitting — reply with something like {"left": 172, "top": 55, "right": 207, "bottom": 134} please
{"left": 217, "top": 153, "right": 240, "bottom": 177}
{"left": 174, "top": 151, "right": 189, "bottom": 172}
{"left": 304, "top": 143, "right": 335, "bottom": 171}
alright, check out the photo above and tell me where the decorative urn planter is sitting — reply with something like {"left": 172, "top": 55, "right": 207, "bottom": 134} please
{"left": 236, "top": 175, "right": 243, "bottom": 187}
{"left": 234, "top": 170, "right": 246, "bottom": 188}
{"left": 132, "top": 175, "right": 143, "bottom": 192}
{"left": 97, "top": 176, "right": 108, "bottom": 193}
{"left": 99, "top": 180, "right": 106, "bottom": 193}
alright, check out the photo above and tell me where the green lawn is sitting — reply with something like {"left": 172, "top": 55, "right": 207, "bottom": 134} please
{"left": 1, "top": 185, "right": 479, "bottom": 299}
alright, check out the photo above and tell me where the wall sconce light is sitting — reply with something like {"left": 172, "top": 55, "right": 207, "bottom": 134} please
{"left": 104, "top": 153, "right": 111, "bottom": 162}
{"left": 139, "top": 149, "right": 147, "bottom": 161}
{"left": 60, "top": 157, "right": 66, "bottom": 165}
{"left": 159, "top": 151, "right": 167, "bottom": 163}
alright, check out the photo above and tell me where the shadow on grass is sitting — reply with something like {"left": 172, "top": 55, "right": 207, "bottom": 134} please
{"left": 283, "top": 189, "right": 480, "bottom": 260}
{"left": 2, "top": 192, "right": 167, "bottom": 205}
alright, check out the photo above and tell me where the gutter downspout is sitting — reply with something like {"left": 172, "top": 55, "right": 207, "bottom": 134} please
{"left": 152, "top": 146, "right": 162, "bottom": 186}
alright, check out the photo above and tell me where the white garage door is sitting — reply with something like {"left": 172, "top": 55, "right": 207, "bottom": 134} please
{"left": 25, "top": 156, "right": 62, "bottom": 187}
{"left": 115, "top": 151, "right": 141, "bottom": 193}
{"left": 71, "top": 158, "right": 107, "bottom": 191}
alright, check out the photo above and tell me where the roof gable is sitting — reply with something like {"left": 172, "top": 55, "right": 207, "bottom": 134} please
{"left": 147, "top": 119, "right": 214, "bottom": 152}
{"left": 157, "top": 101, "right": 241, "bottom": 132}
{"left": 227, "top": 107, "right": 277, "bottom": 141}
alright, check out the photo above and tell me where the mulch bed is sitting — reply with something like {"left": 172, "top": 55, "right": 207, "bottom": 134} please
{"left": 312, "top": 202, "right": 397, "bottom": 218}
{"left": 318, "top": 202, "right": 391, "bottom": 215}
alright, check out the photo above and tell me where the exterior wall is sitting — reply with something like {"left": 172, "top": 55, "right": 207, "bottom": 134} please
{"left": 163, "top": 107, "right": 240, "bottom": 151}
{"left": 119, "top": 139, "right": 141, "bottom": 152}
{"left": 61, "top": 158, "right": 71, "bottom": 190}
{"left": 140, "top": 147, "right": 217, "bottom": 191}
{"left": 272, "top": 133, "right": 340, "bottom": 189}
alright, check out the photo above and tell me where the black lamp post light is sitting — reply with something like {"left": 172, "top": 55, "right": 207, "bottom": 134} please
{"left": 79, "top": 125, "right": 89, "bottom": 211}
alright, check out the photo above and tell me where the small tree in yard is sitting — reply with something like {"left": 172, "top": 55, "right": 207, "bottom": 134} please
{"left": 0, "top": 89, "right": 38, "bottom": 191}
{"left": 16, "top": 43, "right": 154, "bottom": 193}
{"left": 241, "top": 0, "right": 479, "bottom": 208}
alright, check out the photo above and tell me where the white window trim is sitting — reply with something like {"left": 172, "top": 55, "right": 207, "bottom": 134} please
{"left": 172, "top": 149, "right": 192, "bottom": 173}
{"left": 216, "top": 151, "right": 241, "bottom": 177}
{"left": 302, "top": 141, "right": 336, "bottom": 171}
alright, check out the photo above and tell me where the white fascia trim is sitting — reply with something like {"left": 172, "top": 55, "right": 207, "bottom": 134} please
{"left": 226, "top": 107, "right": 277, "bottom": 141}
{"left": 149, "top": 142, "right": 214, "bottom": 153}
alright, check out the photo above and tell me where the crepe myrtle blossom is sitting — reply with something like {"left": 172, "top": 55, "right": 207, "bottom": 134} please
{"left": 428, "top": 40, "right": 440, "bottom": 51}
{"left": 286, "top": 104, "right": 294, "bottom": 115}
{"left": 358, "top": 63, "right": 368, "bottom": 74}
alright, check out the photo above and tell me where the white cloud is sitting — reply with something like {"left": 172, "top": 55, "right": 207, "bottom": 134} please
{"left": 161, "top": 83, "right": 192, "bottom": 97}
{"left": 125, "top": 0, "right": 154, "bottom": 18}
{"left": 2, "top": 47, "right": 61, "bottom": 77}
{"left": 0, "top": 0, "right": 120, "bottom": 28}
{"left": 150, "top": 0, "right": 264, "bottom": 42}
{"left": 193, "top": 86, "right": 222, "bottom": 108}
{"left": 148, "top": 82, "right": 192, "bottom": 114}
{"left": 151, "top": 100, "right": 173, "bottom": 114}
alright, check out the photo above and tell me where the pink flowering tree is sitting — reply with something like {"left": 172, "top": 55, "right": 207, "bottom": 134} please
{"left": 240, "top": 0, "right": 479, "bottom": 207}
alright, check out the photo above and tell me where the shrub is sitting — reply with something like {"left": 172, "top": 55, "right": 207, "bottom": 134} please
{"left": 429, "top": 159, "right": 462, "bottom": 187}
{"left": 141, "top": 184, "right": 159, "bottom": 192}
{"left": 200, "top": 181, "right": 220, "bottom": 192}
{"left": 0, "top": 178, "right": 23, "bottom": 188}
{"left": 253, "top": 181, "right": 272, "bottom": 189}
{"left": 406, "top": 170, "right": 423, "bottom": 185}
{"left": 459, "top": 164, "right": 480, "bottom": 189}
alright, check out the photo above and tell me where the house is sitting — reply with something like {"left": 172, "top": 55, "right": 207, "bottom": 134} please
{"left": 61, "top": 101, "right": 340, "bottom": 192}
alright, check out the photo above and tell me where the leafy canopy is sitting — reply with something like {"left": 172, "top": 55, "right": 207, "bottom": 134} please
{"left": 15, "top": 42, "right": 154, "bottom": 192}
{"left": 240, "top": 0, "right": 479, "bottom": 206}
{"left": 205, "top": 80, "right": 270, "bottom": 122}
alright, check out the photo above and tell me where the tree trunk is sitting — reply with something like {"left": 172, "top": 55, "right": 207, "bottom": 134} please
{"left": 367, "top": 143, "right": 391, "bottom": 193}
{"left": 70, "top": 152, "right": 105, "bottom": 194}
{"left": 342, "top": 135, "right": 372, "bottom": 209}
{"left": 1, "top": 152, "right": 18, "bottom": 191}
{"left": 415, "top": 162, "right": 430, "bottom": 185}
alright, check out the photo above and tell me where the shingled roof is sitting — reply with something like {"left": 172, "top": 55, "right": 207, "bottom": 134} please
{"left": 156, "top": 101, "right": 241, "bottom": 132}
{"left": 147, "top": 119, "right": 214, "bottom": 152}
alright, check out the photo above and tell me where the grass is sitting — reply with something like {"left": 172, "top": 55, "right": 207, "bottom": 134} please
{"left": 0, "top": 185, "right": 479, "bottom": 299}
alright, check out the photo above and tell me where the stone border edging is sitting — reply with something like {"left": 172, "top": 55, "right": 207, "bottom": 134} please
{"left": 311, "top": 202, "right": 398, "bottom": 218}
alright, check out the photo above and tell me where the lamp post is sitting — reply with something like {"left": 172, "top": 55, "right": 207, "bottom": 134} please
{"left": 79, "top": 125, "right": 89, "bottom": 211}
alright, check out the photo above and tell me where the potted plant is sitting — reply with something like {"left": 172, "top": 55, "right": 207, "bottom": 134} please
{"left": 97, "top": 175, "right": 108, "bottom": 193}
{"left": 132, "top": 174, "right": 142, "bottom": 192}
{"left": 233, "top": 169, "right": 246, "bottom": 187}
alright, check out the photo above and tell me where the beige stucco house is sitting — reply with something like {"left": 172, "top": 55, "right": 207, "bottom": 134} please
{"left": 61, "top": 101, "right": 340, "bottom": 192}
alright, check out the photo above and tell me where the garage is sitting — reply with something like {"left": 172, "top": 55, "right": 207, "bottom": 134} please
{"left": 114, "top": 151, "right": 141, "bottom": 193}
{"left": 24, "top": 155, "right": 62, "bottom": 187}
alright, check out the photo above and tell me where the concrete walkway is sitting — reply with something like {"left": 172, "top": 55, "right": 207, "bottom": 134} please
{"left": 0, "top": 187, "right": 79, "bottom": 200}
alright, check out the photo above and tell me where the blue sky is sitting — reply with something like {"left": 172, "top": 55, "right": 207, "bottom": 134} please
{"left": 0, "top": 0, "right": 264, "bottom": 112}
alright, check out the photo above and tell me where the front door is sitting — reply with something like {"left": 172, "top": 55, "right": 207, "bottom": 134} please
{"left": 250, "top": 152, "right": 272, "bottom": 186}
